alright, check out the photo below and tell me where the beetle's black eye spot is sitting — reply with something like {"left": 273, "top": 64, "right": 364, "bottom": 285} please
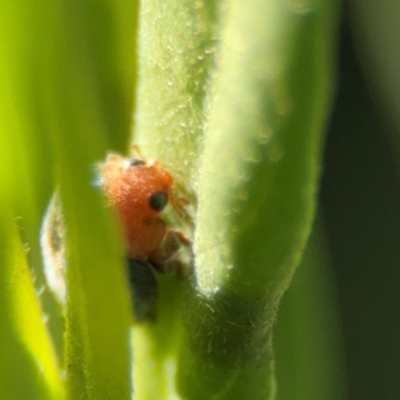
{"left": 149, "top": 192, "right": 168, "bottom": 211}
{"left": 129, "top": 159, "right": 145, "bottom": 167}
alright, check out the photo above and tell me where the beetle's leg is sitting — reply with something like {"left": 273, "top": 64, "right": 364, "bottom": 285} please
{"left": 149, "top": 230, "right": 191, "bottom": 273}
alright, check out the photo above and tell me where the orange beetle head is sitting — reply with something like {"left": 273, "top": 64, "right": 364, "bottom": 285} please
{"left": 99, "top": 153, "right": 174, "bottom": 259}
{"left": 100, "top": 154, "right": 174, "bottom": 218}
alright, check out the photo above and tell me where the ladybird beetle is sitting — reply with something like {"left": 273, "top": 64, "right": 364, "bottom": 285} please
{"left": 99, "top": 149, "right": 190, "bottom": 321}
{"left": 41, "top": 147, "right": 189, "bottom": 321}
{"left": 99, "top": 149, "right": 189, "bottom": 271}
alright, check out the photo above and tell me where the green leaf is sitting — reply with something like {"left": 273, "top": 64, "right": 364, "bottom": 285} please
{"left": 0, "top": 215, "right": 63, "bottom": 400}
{"left": 0, "top": 0, "right": 139, "bottom": 398}
{"left": 134, "top": 0, "right": 219, "bottom": 191}
{"left": 178, "top": 1, "right": 339, "bottom": 397}
{"left": 133, "top": 0, "right": 340, "bottom": 399}
{"left": 36, "top": 1, "right": 139, "bottom": 398}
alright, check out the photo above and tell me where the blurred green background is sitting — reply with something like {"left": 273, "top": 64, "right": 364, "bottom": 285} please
{"left": 309, "top": 8, "right": 400, "bottom": 399}
{"left": 275, "top": 4, "right": 400, "bottom": 399}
